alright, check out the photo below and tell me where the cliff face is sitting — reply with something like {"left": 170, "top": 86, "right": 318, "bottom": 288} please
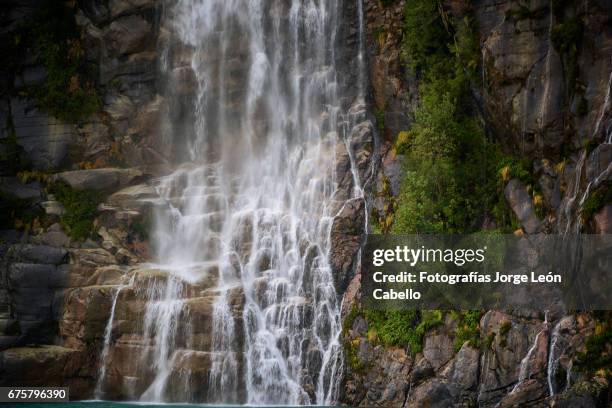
{"left": 341, "top": 0, "right": 611, "bottom": 407}
{"left": 0, "top": 0, "right": 370, "bottom": 401}
{"left": 0, "top": 0, "right": 610, "bottom": 405}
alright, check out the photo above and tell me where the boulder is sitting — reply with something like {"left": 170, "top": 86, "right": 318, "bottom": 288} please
{"left": 105, "top": 184, "right": 158, "bottom": 211}
{"left": 36, "top": 224, "right": 71, "bottom": 248}
{"left": 7, "top": 244, "right": 68, "bottom": 265}
{"left": 442, "top": 342, "right": 479, "bottom": 391}
{"left": 8, "top": 263, "right": 67, "bottom": 289}
{"left": 10, "top": 98, "right": 77, "bottom": 170}
{"left": 108, "top": 0, "right": 157, "bottom": 19}
{"left": 423, "top": 333, "right": 454, "bottom": 371}
{"left": 594, "top": 205, "right": 612, "bottom": 234}
{"left": 40, "top": 200, "right": 65, "bottom": 216}
{"left": 504, "top": 179, "right": 541, "bottom": 233}
{"left": 0, "top": 177, "right": 42, "bottom": 201}
{"left": 0, "top": 346, "right": 77, "bottom": 386}
{"left": 329, "top": 198, "right": 365, "bottom": 292}
{"left": 54, "top": 168, "right": 143, "bottom": 191}
{"left": 406, "top": 379, "right": 454, "bottom": 407}
{"left": 104, "top": 15, "right": 152, "bottom": 56}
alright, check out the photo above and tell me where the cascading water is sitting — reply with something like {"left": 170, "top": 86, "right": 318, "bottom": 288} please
{"left": 96, "top": 0, "right": 368, "bottom": 405}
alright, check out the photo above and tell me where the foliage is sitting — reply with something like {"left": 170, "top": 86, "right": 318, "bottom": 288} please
{"left": 48, "top": 182, "right": 101, "bottom": 241}
{"left": 9, "top": 1, "right": 100, "bottom": 122}
{"left": 392, "top": 0, "right": 531, "bottom": 234}
{"left": 581, "top": 183, "right": 611, "bottom": 220}
{"left": 363, "top": 309, "right": 443, "bottom": 354}
{"left": 453, "top": 310, "right": 482, "bottom": 351}
{"left": 574, "top": 319, "right": 611, "bottom": 375}
{"left": 402, "top": 0, "right": 450, "bottom": 74}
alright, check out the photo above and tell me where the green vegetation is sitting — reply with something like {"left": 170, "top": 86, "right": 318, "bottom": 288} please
{"left": 362, "top": 309, "right": 443, "bottom": 354}
{"left": 391, "top": 0, "right": 518, "bottom": 234}
{"left": 5, "top": 1, "right": 100, "bottom": 122}
{"left": 48, "top": 182, "right": 101, "bottom": 241}
{"left": 574, "top": 319, "right": 611, "bottom": 376}
{"left": 581, "top": 183, "right": 611, "bottom": 220}
{"left": 452, "top": 310, "right": 482, "bottom": 351}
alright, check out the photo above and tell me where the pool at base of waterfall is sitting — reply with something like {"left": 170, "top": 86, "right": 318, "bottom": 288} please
{"left": 15, "top": 403, "right": 337, "bottom": 408}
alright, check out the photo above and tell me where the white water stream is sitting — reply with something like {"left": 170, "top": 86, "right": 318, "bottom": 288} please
{"left": 97, "top": 0, "right": 366, "bottom": 405}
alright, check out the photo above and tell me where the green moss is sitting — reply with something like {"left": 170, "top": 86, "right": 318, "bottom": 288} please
{"left": 343, "top": 305, "right": 361, "bottom": 336}
{"left": 402, "top": 0, "right": 450, "bottom": 74}
{"left": 453, "top": 310, "right": 482, "bottom": 351}
{"left": 581, "top": 184, "right": 611, "bottom": 220}
{"left": 344, "top": 338, "right": 367, "bottom": 373}
{"left": 48, "top": 182, "right": 101, "bottom": 241}
{"left": 574, "top": 328, "right": 612, "bottom": 374}
{"left": 362, "top": 309, "right": 443, "bottom": 354}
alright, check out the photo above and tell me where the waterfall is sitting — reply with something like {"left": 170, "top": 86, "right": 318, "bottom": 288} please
{"left": 95, "top": 272, "right": 136, "bottom": 399}
{"left": 94, "top": 286, "right": 123, "bottom": 399}
{"left": 94, "top": 0, "right": 367, "bottom": 404}
{"left": 511, "top": 313, "right": 549, "bottom": 393}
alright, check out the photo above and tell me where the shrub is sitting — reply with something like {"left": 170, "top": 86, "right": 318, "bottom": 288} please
{"left": 362, "top": 309, "right": 443, "bottom": 354}
{"left": 48, "top": 182, "right": 101, "bottom": 241}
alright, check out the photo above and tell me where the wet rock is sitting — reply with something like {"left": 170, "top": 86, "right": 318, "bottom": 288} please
{"left": 54, "top": 168, "right": 143, "bottom": 191}
{"left": 7, "top": 244, "right": 68, "bottom": 265}
{"left": 10, "top": 99, "right": 77, "bottom": 170}
{"left": 8, "top": 263, "right": 67, "bottom": 289}
{"left": 442, "top": 342, "right": 479, "bottom": 391}
{"left": 406, "top": 379, "right": 453, "bottom": 408}
{"left": 104, "top": 15, "right": 152, "bottom": 56}
{"left": 411, "top": 355, "right": 434, "bottom": 385}
{"left": 108, "top": 0, "right": 157, "bottom": 19}
{"left": 70, "top": 248, "right": 117, "bottom": 267}
{"left": 40, "top": 200, "right": 65, "bottom": 216}
{"left": 593, "top": 205, "right": 612, "bottom": 234}
{"left": 496, "top": 379, "right": 546, "bottom": 407}
{"left": 0, "top": 346, "right": 77, "bottom": 386}
{"left": 86, "top": 265, "right": 126, "bottom": 286}
{"left": 36, "top": 224, "right": 71, "bottom": 248}
{"left": 0, "top": 177, "right": 42, "bottom": 201}
{"left": 60, "top": 286, "right": 115, "bottom": 344}
{"left": 423, "top": 333, "right": 454, "bottom": 371}
{"left": 505, "top": 179, "right": 541, "bottom": 233}
{"left": 349, "top": 121, "right": 374, "bottom": 183}
{"left": 330, "top": 198, "right": 365, "bottom": 292}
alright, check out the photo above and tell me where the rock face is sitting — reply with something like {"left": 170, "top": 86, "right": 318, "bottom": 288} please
{"left": 0, "top": 0, "right": 610, "bottom": 405}
{"left": 339, "top": 0, "right": 611, "bottom": 407}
